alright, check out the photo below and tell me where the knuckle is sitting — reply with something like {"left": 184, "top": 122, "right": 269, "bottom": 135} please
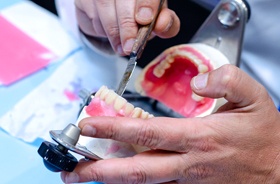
{"left": 135, "top": 123, "right": 159, "bottom": 148}
{"left": 197, "top": 137, "right": 217, "bottom": 152}
{"left": 105, "top": 120, "right": 119, "bottom": 139}
{"left": 118, "top": 16, "right": 136, "bottom": 29}
{"left": 123, "top": 164, "right": 147, "bottom": 184}
{"left": 88, "top": 165, "right": 104, "bottom": 182}
{"left": 96, "top": 0, "right": 111, "bottom": 7}
{"left": 184, "top": 164, "right": 211, "bottom": 181}
{"left": 106, "top": 25, "right": 119, "bottom": 39}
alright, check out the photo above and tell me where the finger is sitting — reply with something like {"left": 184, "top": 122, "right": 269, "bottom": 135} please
{"left": 75, "top": 0, "right": 106, "bottom": 37}
{"left": 61, "top": 151, "right": 181, "bottom": 183}
{"left": 135, "top": 0, "right": 167, "bottom": 25}
{"left": 116, "top": 0, "right": 138, "bottom": 55}
{"left": 95, "top": 0, "right": 121, "bottom": 54}
{"left": 153, "top": 8, "right": 180, "bottom": 38}
{"left": 191, "top": 64, "right": 269, "bottom": 108}
{"left": 79, "top": 116, "right": 211, "bottom": 152}
{"left": 135, "top": 0, "right": 180, "bottom": 39}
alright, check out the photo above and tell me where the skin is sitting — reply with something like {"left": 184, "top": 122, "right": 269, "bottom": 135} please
{"left": 61, "top": 64, "right": 280, "bottom": 183}
{"left": 74, "top": 0, "right": 180, "bottom": 55}
{"left": 67, "top": 1, "right": 280, "bottom": 183}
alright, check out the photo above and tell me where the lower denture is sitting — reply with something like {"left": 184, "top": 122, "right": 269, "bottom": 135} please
{"left": 77, "top": 85, "right": 152, "bottom": 159}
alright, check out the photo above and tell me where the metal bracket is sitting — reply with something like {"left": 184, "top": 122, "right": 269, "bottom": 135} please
{"left": 190, "top": 0, "right": 250, "bottom": 66}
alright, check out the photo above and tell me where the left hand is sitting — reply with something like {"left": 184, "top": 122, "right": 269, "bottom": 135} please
{"left": 61, "top": 65, "right": 280, "bottom": 183}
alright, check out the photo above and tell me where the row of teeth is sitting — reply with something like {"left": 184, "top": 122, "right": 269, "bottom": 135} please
{"left": 153, "top": 49, "right": 207, "bottom": 102}
{"left": 153, "top": 49, "right": 209, "bottom": 78}
{"left": 94, "top": 86, "right": 154, "bottom": 119}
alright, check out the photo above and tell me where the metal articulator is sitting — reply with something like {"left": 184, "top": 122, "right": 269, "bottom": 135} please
{"left": 37, "top": 0, "right": 251, "bottom": 172}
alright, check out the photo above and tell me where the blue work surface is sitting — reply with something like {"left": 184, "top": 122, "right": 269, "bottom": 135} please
{"left": 0, "top": 129, "right": 102, "bottom": 184}
{"left": 0, "top": 130, "right": 62, "bottom": 184}
{"left": 0, "top": 0, "right": 20, "bottom": 9}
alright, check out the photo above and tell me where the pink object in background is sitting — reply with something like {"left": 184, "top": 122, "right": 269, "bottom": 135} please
{"left": 0, "top": 15, "right": 56, "bottom": 85}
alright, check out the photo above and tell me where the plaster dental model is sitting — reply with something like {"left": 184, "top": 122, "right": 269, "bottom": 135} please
{"left": 135, "top": 43, "right": 230, "bottom": 117}
{"left": 77, "top": 86, "right": 152, "bottom": 159}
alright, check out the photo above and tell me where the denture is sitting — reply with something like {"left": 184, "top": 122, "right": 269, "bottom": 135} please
{"left": 135, "top": 43, "right": 230, "bottom": 117}
{"left": 77, "top": 44, "right": 229, "bottom": 159}
{"left": 77, "top": 86, "right": 152, "bottom": 159}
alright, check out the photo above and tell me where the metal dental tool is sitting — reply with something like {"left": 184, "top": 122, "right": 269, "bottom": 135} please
{"left": 115, "top": 0, "right": 165, "bottom": 96}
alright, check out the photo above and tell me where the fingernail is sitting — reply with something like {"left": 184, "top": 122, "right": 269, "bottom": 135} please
{"left": 82, "top": 124, "right": 97, "bottom": 136}
{"left": 193, "top": 73, "right": 208, "bottom": 90}
{"left": 65, "top": 172, "right": 79, "bottom": 183}
{"left": 123, "top": 38, "right": 134, "bottom": 53}
{"left": 137, "top": 7, "right": 153, "bottom": 21}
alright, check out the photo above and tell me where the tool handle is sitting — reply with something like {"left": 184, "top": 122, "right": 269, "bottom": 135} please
{"left": 131, "top": 0, "right": 165, "bottom": 58}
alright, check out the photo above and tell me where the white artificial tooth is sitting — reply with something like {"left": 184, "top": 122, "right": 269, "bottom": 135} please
{"left": 100, "top": 86, "right": 110, "bottom": 100}
{"left": 95, "top": 85, "right": 107, "bottom": 97}
{"left": 114, "top": 96, "right": 127, "bottom": 111}
{"left": 105, "top": 90, "right": 118, "bottom": 105}
{"left": 131, "top": 107, "right": 142, "bottom": 118}
{"left": 153, "top": 60, "right": 170, "bottom": 78}
{"left": 124, "top": 103, "right": 134, "bottom": 116}
{"left": 192, "top": 58, "right": 202, "bottom": 66}
{"left": 158, "top": 61, "right": 165, "bottom": 68}
{"left": 140, "top": 111, "right": 149, "bottom": 119}
{"left": 162, "top": 61, "right": 171, "bottom": 69}
{"left": 166, "top": 54, "right": 172, "bottom": 60}
{"left": 167, "top": 55, "right": 175, "bottom": 64}
{"left": 192, "top": 92, "right": 204, "bottom": 102}
{"left": 148, "top": 114, "right": 154, "bottom": 118}
{"left": 186, "top": 52, "right": 195, "bottom": 59}
{"left": 153, "top": 68, "right": 165, "bottom": 78}
{"left": 198, "top": 64, "right": 209, "bottom": 73}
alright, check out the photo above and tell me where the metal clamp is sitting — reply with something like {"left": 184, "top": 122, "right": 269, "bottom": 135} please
{"left": 38, "top": 124, "right": 102, "bottom": 172}
{"left": 190, "top": 0, "right": 250, "bottom": 66}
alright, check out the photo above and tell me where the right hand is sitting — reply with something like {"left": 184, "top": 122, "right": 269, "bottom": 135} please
{"left": 75, "top": 0, "right": 180, "bottom": 55}
{"left": 62, "top": 65, "right": 280, "bottom": 183}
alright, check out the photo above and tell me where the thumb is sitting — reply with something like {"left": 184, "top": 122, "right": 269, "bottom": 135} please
{"left": 190, "top": 64, "right": 267, "bottom": 108}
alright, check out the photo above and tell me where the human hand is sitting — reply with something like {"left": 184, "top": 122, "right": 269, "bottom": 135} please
{"left": 75, "top": 0, "right": 180, "bottom": 55}
{"left": 61, "top": 64, "right": 280, "bottom": 183}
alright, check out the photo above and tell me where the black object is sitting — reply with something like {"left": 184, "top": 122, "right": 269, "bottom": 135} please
{"left": 30, "top": 0, "right": 58, "bottom": 15}
{"left": 38, "top": 124, "right": 102, "bottom": 172}
{"left": 37, "top": 124, "right": 81, "bottom": 172}
{"left": 38, "top": 141, "right": 78, "bottom": 172}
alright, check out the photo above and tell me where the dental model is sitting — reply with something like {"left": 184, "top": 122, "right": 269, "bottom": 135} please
{"left": 77, "top": 86, "right": 152, "bottom": 159}
{"left": 135, "top": 43, "right": 230, "bottom": 117}
{"left": 77, "top": 43, "right": 229, "bottom": 159}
